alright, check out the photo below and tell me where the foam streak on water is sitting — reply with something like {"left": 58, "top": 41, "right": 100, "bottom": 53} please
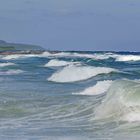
{"left": 0, "top": 62, "right": 15, "bottom": 67}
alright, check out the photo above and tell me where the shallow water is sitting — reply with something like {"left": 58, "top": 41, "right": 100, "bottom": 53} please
{"left": 0, "top": 51, "right": 140, "bottom": 139}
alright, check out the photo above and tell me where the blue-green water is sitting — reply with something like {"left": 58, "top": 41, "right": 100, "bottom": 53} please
{"left": 0, "top": 51, "right": 140, "bottom": 139}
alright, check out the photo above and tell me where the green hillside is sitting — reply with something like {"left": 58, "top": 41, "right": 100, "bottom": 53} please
{"left": 0, "top": 40, "right": 45, "bottom": 51}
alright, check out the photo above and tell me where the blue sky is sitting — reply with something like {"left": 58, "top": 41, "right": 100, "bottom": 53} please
{"left": 0, "top": 0, "right": 140, "bottom": 51}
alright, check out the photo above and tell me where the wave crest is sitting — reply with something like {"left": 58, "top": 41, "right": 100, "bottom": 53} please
{"left": 73, "top": 80, "right": 113, "bottom": 95}
{"left": 115, "top": 55, "right": 140, "bottom": 62}
{"left": 41, "top": 51, "right": 113, "bottom": 60}
{"left": 48, "top": 65, "right": 116, "bottom": 83}
{"left": 94, "top": 80, "right": 140, "bottom": 122}
{"left": 45, "top": 59, "right": 79, "bottom": 67}
{"left": 2, "top": 54, "right": 38, "bottom": 60}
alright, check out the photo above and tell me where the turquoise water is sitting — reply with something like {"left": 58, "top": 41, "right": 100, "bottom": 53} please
{"left": 0, "top": 51, "right": 140, "bottom": 139}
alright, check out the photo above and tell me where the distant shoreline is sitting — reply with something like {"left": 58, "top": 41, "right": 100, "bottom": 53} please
{"left": 0, "top": 40, "right": 140, "bottom": 55}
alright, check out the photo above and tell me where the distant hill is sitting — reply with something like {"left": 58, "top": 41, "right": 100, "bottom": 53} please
{"left": 0, "top": 40, "right": 45, "bottom": 51}
{"left": 0, "top": 40, "right": 7, "bottom": 44}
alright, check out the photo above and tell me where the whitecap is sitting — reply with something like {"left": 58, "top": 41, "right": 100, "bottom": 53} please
{"left": 2, "top": 54, "right": 38, "bottom": 60}
{"left": 115, "top": 55, "right": 140, "bottom": 62}
{"left": 44, "top": 59, "right": 79, "bottom": 67}
{"left": 94, "top": 80, "right": 140, "bottom": 122}
{"left": 73, "top": 80, "right": 113, "bottom": 95}
{"left": 41, "top": 51, "right": 114, "bottom": 60}
{"left": 41, "top": 51, "right": 72, "bottom": 58}
{"left": 41, "top": 51, "right": 52, "bottom": 57}
{"left": 48, "top": 65, "right": 116, "bottom": 83}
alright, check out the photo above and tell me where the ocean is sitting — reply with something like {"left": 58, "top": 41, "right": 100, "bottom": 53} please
{"left": 0, "top": 51, "right": 140, "bottom": 140}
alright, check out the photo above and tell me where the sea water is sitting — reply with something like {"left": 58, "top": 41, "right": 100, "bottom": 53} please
{"left": 0, "top": 51, "right": 140, "bottom": 139}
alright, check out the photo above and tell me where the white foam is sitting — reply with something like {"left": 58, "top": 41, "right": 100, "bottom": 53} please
{"left": 45, "top": 59, "right": 79, "bottom": 67}
{"left": 73, "top": 80, "right": 113, "bottom": 95}
{"left": 48, "top": 65, "right": 116, "bottom": 83}
{"left": 41, "top": 51, "right": 114, "bottom": 60}
{"left": 0, "top": 62, "right": 15, "bottom": 67}
{"left": 41, "top": 51, "right": 53, "bottom": 57}
{"left": 2, "top": 54, "right": 38, "bottom": 60}
{"left": 1, "top": 51, "right": 117, "bottom": 61}
{"left": 41, "top": 51, "right": 72, "bottom": 58}
{"left": 70, "top": 53, "right": 110, "bottom": 60}
{"left": 2, "top": 52, "right": 73, "bottom": 60}
{"left": 122, "top": 112, "right": 140, "bottom": 122}
{"left": 0, "top": 70, "right": 24, "bottom": 75}
{"left": 94, "top": 80, "right": 140, "bottom": 122}
{"left": 115, "top": 55, "right": 140, "bottom": 62}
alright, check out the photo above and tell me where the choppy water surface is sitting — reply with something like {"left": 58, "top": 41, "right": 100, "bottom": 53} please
{"left": 0, "top": 51, "right": 140, "bottom": 139}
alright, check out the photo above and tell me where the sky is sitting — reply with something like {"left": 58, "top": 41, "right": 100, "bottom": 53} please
{"left": 0, "top": 0, "right": 140, "bottom": 51}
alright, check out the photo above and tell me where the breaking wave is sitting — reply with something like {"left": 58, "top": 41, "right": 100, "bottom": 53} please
{"left": 94, "top": 79, "right": 140, "bottom": 122}
{"left": 2, "top": 54, "right": 38, "bottom": 60}
{"left": 73, "top": 80, "right": 113, "bottom": 95}
{"left": 41, "top": 51, "right": 114, "bottom": 60}
{"left": 2, "top": 52, "right": 140, "bottom": 63}
{"left": 115, "top": 55, "right": 140, "bottom": 62}
{"left": 44, "top": 59, "right": 79, "bottom": 67}
{"left": 41, "top": 52, "right": 140, "bottom": 62}
{"left": 48, "top": 65, "right": 116, "bottom": 83}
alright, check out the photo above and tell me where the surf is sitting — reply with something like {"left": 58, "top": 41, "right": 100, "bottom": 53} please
{"left": 115, "top": 55, "right": 140, "bottom": 62}
{"left": 73, "top": 80, "right": 113, "bottom": 95}
{"left": 44, "top": 59, "right": 79, "bottom": 67}
{"left": 48, "top": 64, "right": 116, "bottom": 83}
{"left": 2, "top": 54, "right": 39, "bottom": 60}
{"left": 94, "top": 79, "right": 140, "bottom": 122}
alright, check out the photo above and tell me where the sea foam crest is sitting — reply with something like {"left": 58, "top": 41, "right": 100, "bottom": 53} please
{"left": 73, "top": 80, "right": 113, "bottom": 95}
{"left": 115, "top": 55, "right": 140, "bottom": 62}
{"left": 2, "top": 54, "right": 38, "bottom": 60}
{"left": 94, "top": 80, "right": 140, "bottom": 122}
{"left": 45, "top": 59, "right": 79, "bottom": 67}
{"left": 41, "top": 51, "right": 71, "bottom": 57}
{"left": 41, "top": 51, "right": 113, "bottom": 60}
{"left": 48, "top": 65, "right": 116, "bottom": 83}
